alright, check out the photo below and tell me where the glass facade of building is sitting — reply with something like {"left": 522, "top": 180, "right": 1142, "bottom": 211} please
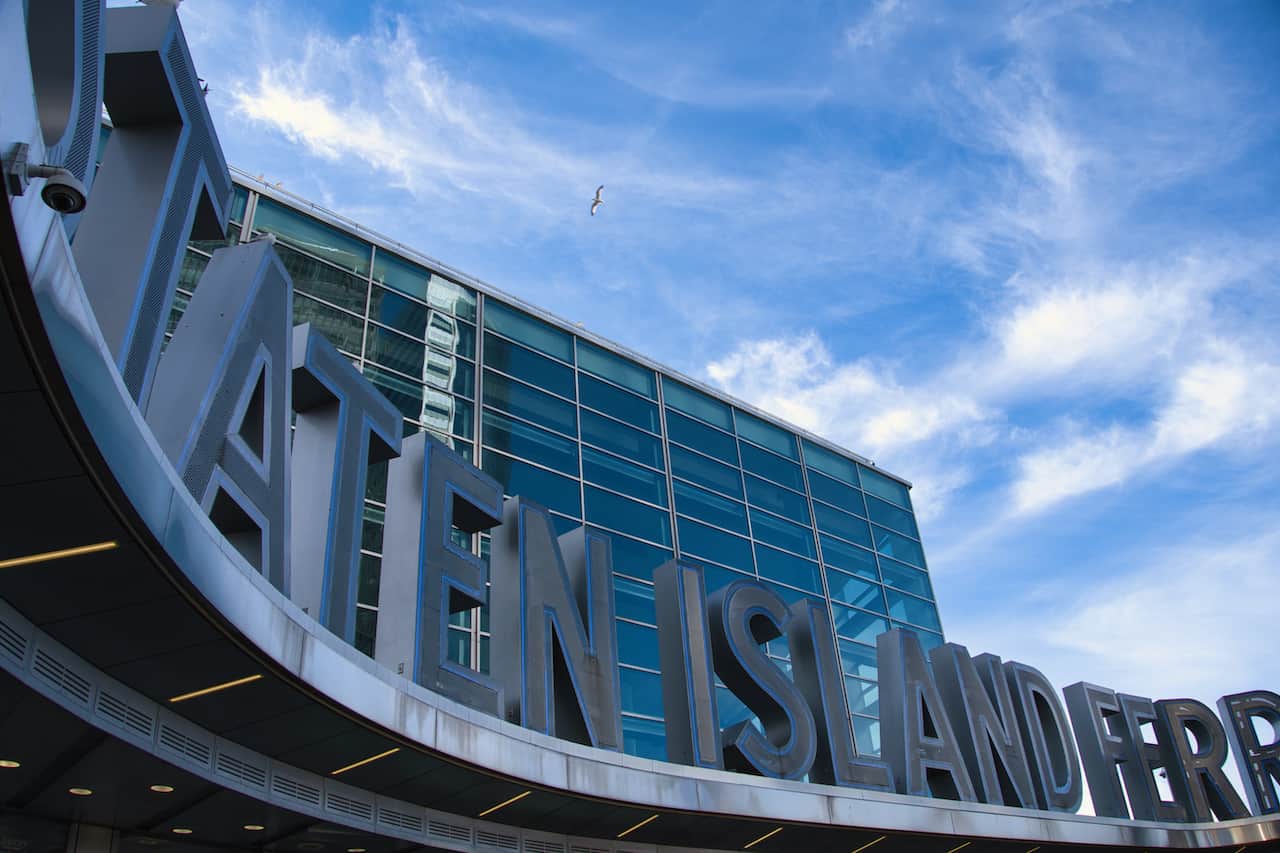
{"left": 169, "top": 172, "right": 943, "bottom": 765}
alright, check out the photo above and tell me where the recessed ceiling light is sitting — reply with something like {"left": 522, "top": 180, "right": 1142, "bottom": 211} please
{"left": 243, "top": 825, "right": 265, "bottom": 832}
{"left": 347, "top": 848, "right": 366, "bottom": 852}
{"left": 68, "top": 787, "right": 93, "bottom": 796}
{"left": 149, "top": 784, "right": 174, "bottom": 793}
{"left": 477, "top": 789, "right": 531, "bottom": 817}
{"left": 168, "top": 674, "right": 264, "bottom": 703}
{"left": 171, "top": 829, "right": 193, "bottom": 836}
{"left": 328, "top": 747, "right": 400, "bottom": 776}
{"left": 0, "top": 760, "right": 20, "bottom": 769}
{"left": 0, "top": 540, "right": 118, "bottom": 570}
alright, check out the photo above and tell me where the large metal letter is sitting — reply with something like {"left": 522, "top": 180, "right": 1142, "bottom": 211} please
{"left": 1064, "top": 682, "right": 1133, "bottom": 818}
{"left": 1218, "top": 690, "right": 1280, "bottom": 816}
{"left": 377, "top": 432, "right": 503, "bottom": 714}
{"left": 1118, "top": 693, "right": 1186, "bottom": 822}
{"left": 147, "top": 241, "right": 292, "bottom": 591}
{"left": 707, "top": 579, "right": 816, "bottom": 780}
{"left": 654, "top": 560, "right": 722, "bottom": 770}
{"left": 1004, "top": 661, "right": 1083, "bottom": 812}
{"left": 72, "top": 5, "right": 231, "bottom": 408}
{"left": 932, "top": 645, "right": 1036, "bottom": 808}
{"left": 878, "top": 629, "right": 976, "bottom": 800}
{"left": 1156, "top": 698, "right": 1249, "bottom": 821}
{"left": 290, "top": 323, "right": 402, "bottom": 644}
{"left": 787, "top": 597, "right": 892, "bottom": 791}
{"left": 490, "top": 498, "right": 622, "bottom": 749}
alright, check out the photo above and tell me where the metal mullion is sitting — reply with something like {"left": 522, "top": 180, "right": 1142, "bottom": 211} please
{"left": 358, "top": 243, "right": 376, "bottom": 370}
{"left": 655, "top": 379, "right": 680, "bottom": 559}
{"left": 238, "top": 188, "right": 258, "bottom": 243}
{"left": 468, "top": 292, "right": 487, "bottom": 675}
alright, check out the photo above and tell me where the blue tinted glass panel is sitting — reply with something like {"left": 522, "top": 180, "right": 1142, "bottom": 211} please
{"left": 662, "top": 378, "right": 732, "bottom": 430}
{"left": 253, "top": 196, "right": 372, "bottom": 275}
{"left": 894, "top": 624, "right": 945, "bottom": 653}
{"left": 294, "top": 294, "right": 363, "bottom": 354}
{"left": 846, "top": 677, "right": 880, "bottom": 717}
{"left": 814, "top": 503, "right": 873, "bottom": 548}
{"left": 427, "top": 312, "right": 476, "bottom": 358}
{"left": 673, "top": 481, "right": 748, "bottom": 535}
{"left": 619, "top": 666, "right": 664, "bottom": 718}
{"left": 582, "top": 447, "right": 667, "bottom": 506}
{"left": 853, "top": 715, "right": 881, "bottom": 757}
{"left": 734, "top": 410, "right": 798, "bottom": 459}
{"left": 824, "top": 570, "right": 886, "bottom": 614}
{"left": 872, "top": 525, "right": 925, "bottom": 569}
{"left": 717, "top": 686, "right": 754, "bottom": 729}
{"left": 749, "top": 509, "right": 817, "bottom": 559}
{"left": 482, "top": 410, "right": 578, "bottom": 476}
{"left": 550, "top": 513, "right": 580, "bottom": 536}
{"left": 577, "top": 339, "right": 656, "bottom": 398}
{"left": 484, "top": 333, "right": 575, "bottom": 399}
{"left": 820, "top": 535, "right": 878, "bottom": 579}
{"left": 368, "top": 284, "right": 426, "bottom": 339}
{"left": 754, "top": 545, "right": 821, "bottom": 594}
{"left": 364, "top": 366, "right": 471, "bottom": 436}
{"left": 483, "top": 300, "right": 572, "bottom": 362}
{"left": 228, "top": 184, "right": 248, "bottom": 222}
{"left": 866, "top": 494, "right": 919, "bottom": 539}
{"left": 885, "top": 589, "right": 941, "bottom": 632}
{"left": 669, "top": 445, "right": 742, "bottom": 499}
{"left": 839, "top": 638, "right": 878, "bottom": 680}
{"left": 666, "top": 411, "right": 737, "bottom": 464}
{"left": 426, "top": 347, "right": 475, "bottom": 398}
{"left": 701, "top": 562, "right": 754, "bottom": 597}
{"left": 579, "top": 374, "right": 659, "bottom": 432}
{"left": 879, "top": 557, "right": 932, "bottom": 599}
{"left": 614, "top": 576, "right": 656, "bottom": 624}
{"left": 372, "top": 252, "right": 476, "bottom": 320}
{"left": 616, "top": 621, "right": 661, "bottom": 670}
{"left": 594, "top": 529, "right": 671, "bottom": 582}
{"left": 801, "top": 440, "right": 859, "bottom": 485}
{"left": 859, "top": 465, "right": 911, "bottom": 509}
{"left": 365, "top": 324, "right": 426, "bottom": 379}
{"left": 744, "top": 475, "right": 810, "bottom": 524}
{"left": 581, "top": 411, "right": 663, "bottom": 469}
{"left": 621, "top": 715, "right": 666, "bottom": 760}
{"left": 275, "top": 242, "right": 368, "bottom": 313}
{"left": 738, "top": 443, "right": 804, "bottom": 491}
{"left": 481, "top": 451, "right": 581, "bottom": 517}
{"left": 482, "top": 371, "right": 577, "bottom": 437}
{"left": 676, "top": 517, "right": 753, "bottom": 573}
{"left": 831, "top": 604, "right": 888, "bottom": 645}
{"left": 807, "top": 471, "right": 865, "bottom": 515}
{"left": 585, "top": 486, "right": 671, "bottom": 546}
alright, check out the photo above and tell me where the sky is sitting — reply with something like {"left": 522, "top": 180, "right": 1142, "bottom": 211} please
{"left": 139, "top": 0, "right": 1278, "bottom": 756}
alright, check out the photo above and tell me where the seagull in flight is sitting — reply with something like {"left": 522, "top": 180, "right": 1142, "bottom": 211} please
{"left": 590, "top": 185, "right": 604, "bottom": 216}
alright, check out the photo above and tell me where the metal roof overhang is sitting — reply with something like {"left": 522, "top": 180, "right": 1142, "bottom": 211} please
{"left": 2, "top": 52, "right": 1279, "bottom": 853}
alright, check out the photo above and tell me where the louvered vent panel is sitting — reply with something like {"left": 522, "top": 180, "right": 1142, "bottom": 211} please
{"left": 427, "top": 819, "right": 470, "bottom": 842}
{"left": 158, "top": 723, "right": 212, "bottom": 766}
{"left": 475, "top": 830, "right": 519, "bottom": 851}
{"left": 96, "top": 690, "right": 155, "bottom": 739}
{"left": 569, "top": 847, "right": 609, "bottom": 853}
{"left": 326, "top": 791, "right": 374, "bottom": 822}
{"left": 32, "top": 649, "right": 92, "bottom": 704}
{"left": 523, "top": 840, "right": 564, "bottom": 853}
{"left": 273, "top": 774, "right": 322, "bottom": 807}
{"left": 380, "top": 809, "right": 424, "bottom": 833}
{"left": 216, "top": 751, "right": 267, "bottom": 789}
{"left": 0, "top": 617, "right": 27, "bottom": 662}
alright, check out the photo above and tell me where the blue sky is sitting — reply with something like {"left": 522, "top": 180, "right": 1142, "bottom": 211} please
{"left": 157, "top": 1, "right": 1278, "bottom": 728}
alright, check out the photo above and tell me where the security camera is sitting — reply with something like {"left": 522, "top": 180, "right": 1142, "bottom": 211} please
{"left": 3, "top": 143, "right": 88, "bottom": 214}
{"left": 30, "top": 166, "right": 87, "bottom": 214}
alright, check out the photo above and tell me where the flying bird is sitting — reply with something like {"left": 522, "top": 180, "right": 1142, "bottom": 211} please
{"left": 590, "top": 185, "right": 604, "bottom": 216}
